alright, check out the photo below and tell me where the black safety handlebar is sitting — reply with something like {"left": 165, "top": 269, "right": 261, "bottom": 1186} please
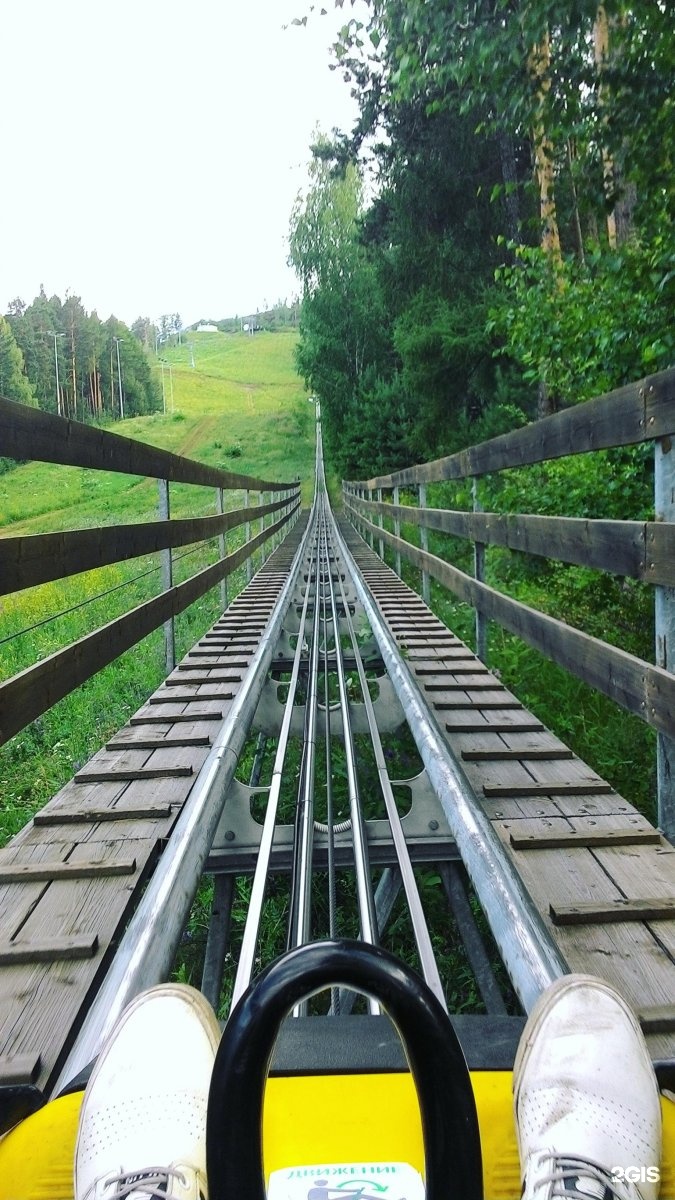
{"left": 206, "top": 939, "right": 483, "bottom": 1200}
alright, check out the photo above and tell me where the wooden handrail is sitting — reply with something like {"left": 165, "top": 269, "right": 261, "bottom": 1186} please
{"left": 346, "top": 493, "right": 675, "bottom": 587}
{"left": 0, "top": 495, "right": 299, "bottom": 595}
{"left": 346, "top": 367, "right": 675, "bottom": 489}
{"left": 345, "top": 501, "right": 674, "bottom": 739}
{"left": 0, "top": 396, "right": 297, "bottom": 492}
{"left": 0, "top": 502, "right": 300, "bottom": 747}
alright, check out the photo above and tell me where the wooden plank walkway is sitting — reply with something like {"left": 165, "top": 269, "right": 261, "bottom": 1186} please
{"left": 339, "top": 517, "right": 675, "bottom": 1060}
{"left": 0, "top": 522, "right": 307, "bottom": 1095}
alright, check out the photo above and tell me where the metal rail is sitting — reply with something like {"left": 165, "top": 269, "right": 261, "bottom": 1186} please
{"left": 55, "top": 507, "right": 314, "bottom": 1091}
{"left": 330, "top": 515, "right": 569, "bottom": 1013}
{"left": 58, "top": 417, "right": 568, "bottom": 1086}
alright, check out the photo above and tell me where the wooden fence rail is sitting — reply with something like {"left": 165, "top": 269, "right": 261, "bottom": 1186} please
{"left": 346, "top": 495, "right": 675, "bottom": 587}
{"left": 1, "top": 497, "right": 290, "bottom": 595}
{"left": 0, "top": 505, "right": 298, "bottom": 747}
{"left": 343, "top": 507, "right": 675, "bottom": 738}
{"left": 347, "top": 368, "right": 675, "bottom": 489}
{"left": 0, "top": 400, "right": 301, "bottom": 746}
{"left": 0, "top": 396, "right": 291, "bottom": 492}
{"left": 343, "top": 365, "right": 675, "bottom": 839}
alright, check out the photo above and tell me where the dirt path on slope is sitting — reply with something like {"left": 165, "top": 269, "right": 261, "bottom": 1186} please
{"left": 177, "top": 415, "right": 220, "bottom": 458}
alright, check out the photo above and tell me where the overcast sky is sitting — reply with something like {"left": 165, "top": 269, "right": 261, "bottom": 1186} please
{"left": 2, "top": 1, "right": 363, "bottom": 327}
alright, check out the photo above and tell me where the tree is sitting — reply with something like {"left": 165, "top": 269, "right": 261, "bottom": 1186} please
{"left": 289, "top": 144, "right": 393, "bottom": 475}
{"left": 0, "top": 316, "right": 35, "bottom": 407}
{"left": 131, "top": 316, "right": 157, "bottom": 352}
{"left": 327, "top": 0, "right": 673, "bottom": 409}
{"left": 6, "top": 291, "right": 161, "bottom": 423}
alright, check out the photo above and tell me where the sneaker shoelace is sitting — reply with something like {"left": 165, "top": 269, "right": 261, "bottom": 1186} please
{"left": 101, "top": 1166, "right": 194, "bottom": 1199}
{"left": 529, "top": 1153, "right": 644, "bottom": 1200}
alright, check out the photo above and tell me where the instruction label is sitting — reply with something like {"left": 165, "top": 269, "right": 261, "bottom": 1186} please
{"left": 268, "top": 1161, "right": 425, "bottom": 1200}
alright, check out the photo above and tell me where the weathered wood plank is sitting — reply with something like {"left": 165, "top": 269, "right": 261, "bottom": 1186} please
{"left": 446, "top": 719, "right": 545, "bottom": 733}
{"left": 149, "top": 691, "right": 233, "bottom": 703}
{"left": 637, "top": 1006, "right": 675, "bottom": 1034}
{"left": 164, "top": 675, "right": 241, "bottom": 686}
{"left": 0, "top": 858, "right": 136, "bottom": 882}
{"left": 352, "top": 499, "right": 662, "bottom": 583}
{"left": 347, "top": 368, "right": 675, "bottom": 487}
{"left": 75, "top": 765, "right": 193, "bottom": 783}
{"left": 463, "top": 747, "right": 574, "bottom": 761}
{"left": 0, "top": 499, "right": 289, "bottom": 596}
{"left": 0, "top": 394, "right": 298, "bottom": 491}
{"left": 353, "top": 517, "right": 675, "bottom": 739}
{"left": 0, "top": 936, "right": 98, "bottom": 964}
{"left": 106, "top": 734, "right": 210, "bottom": 750}
{"left": 551, "top": 898, "right": 675, "bottom": 925}
{"left": 436, "top": 698, "right": 522, "bottom": 710}
{"left": 510, "top": 829, "right": 661, "bottom": 850}
{"left": 34, "top": 805, "right": 171, "bottom": 826}
{"left": 485, "top": 782, "right": 613, "bottom": 798}
{"left": 0, "top": 510, "right": 293, "bottom": 747}
{"left": 0, "top": 1053, "right": 41, "bottom": 1085}
{"left": 131, "top": 710, "right": 223, "bottom": 724}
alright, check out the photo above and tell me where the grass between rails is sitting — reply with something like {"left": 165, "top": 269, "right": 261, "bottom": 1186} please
{"left": 0, "top": 330, "right": 315, "bottom": 844}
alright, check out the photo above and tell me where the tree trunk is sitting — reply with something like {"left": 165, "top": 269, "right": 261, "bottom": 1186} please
{"left": 529, "top": 31, "right": 561, "bottom": 263}
{"left": 498, "top": 129, "right": 521, "bottom": 244}
{"left": 538, "top": 378, "right": 557, "bottom": 418}
{"left": 566, "top": 140, "right": 585, "bottom": 265}
{"left": 594, "top": 5, "right": 617, "bottom": 248}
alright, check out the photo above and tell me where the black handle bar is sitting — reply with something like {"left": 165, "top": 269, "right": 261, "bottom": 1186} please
{"left": 206, "top": 939, "right": 483, "bottom": 1200}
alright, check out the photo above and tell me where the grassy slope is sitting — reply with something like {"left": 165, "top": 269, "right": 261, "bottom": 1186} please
{"left": 0, "top": 330, "right": 315, "bottom": 843}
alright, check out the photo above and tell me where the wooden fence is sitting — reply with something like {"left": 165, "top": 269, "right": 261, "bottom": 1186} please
{"left": 343, "top": 367, "right": 675, "bottom": 840}
{"left": 0, "top": 398, "right": 300, "bottom": 746}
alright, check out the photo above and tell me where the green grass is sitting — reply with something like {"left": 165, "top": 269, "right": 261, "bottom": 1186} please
{"left": 0, "top": 330, "right": 315, "bottom": 844}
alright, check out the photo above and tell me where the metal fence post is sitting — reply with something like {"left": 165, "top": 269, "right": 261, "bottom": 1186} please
{"left": 473, "top": 476, "right": 487, "bottom": 663}
{"left": 245, "top": 490, "right": 252, "bottom": 582}
{"left": 419, "top": 483, "right": 430, "bottom": 606}
{"left": 655, "top": 435, "right": 675, "bottom": 841}
{"left": 217, "top": 487, "right": 228, "bottom": 612}
{"left": 393, "top": 484, "right": 401, "bottom": 578}
{"left": 158, "top": 479, "right": 175, "bottom": 673}
{"left": 259, "top": 490, "right": 264, "bottom": 566}
{"left": 377, "top": 486, "right": 384, "bottom": 559}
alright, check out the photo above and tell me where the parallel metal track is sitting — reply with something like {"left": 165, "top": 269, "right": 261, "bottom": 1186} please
{"left": 4, "top": 419, "right": 675, "bottom": 1102}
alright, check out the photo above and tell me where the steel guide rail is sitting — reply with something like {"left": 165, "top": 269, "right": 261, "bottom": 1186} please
{"left": 226, "top": 429, "right": 447, "bottom": 1019}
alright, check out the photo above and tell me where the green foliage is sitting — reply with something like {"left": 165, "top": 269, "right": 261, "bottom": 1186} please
{"left": 6, "top": 289, "right": 161, "bottom": 423}
{"left": 0, "top": 315, "right": 35, "bottom": 407}
{"left": 492, "top": 235, "right": 674, "bottom": 402}
{"left": 292, "top": 0, "right": 672, "bottom": 476}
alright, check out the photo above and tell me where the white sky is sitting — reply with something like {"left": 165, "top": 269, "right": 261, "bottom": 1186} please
{"left": 1, "top": 0, "right": 363, "bottom": 327}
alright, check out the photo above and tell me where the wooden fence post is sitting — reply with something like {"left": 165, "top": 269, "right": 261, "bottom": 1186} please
{"left": 419, "top": 483, "right": 430, "bottom": 606}
{"left": 473, "top": 477, "right": 487, "bottom": 663}
{"left": 655, "top": 436, "right": 675, "bottom": 841}
{"left": 157, "top": 479, "right": 175, "bottom": 673}
{"left": 368, "top": 488, "right": 375, "bottom": 550}
{"left": 393, "top": 484, "right": 401, "bottom": 578}
{"left": 377, "top": 486, "right": 384, "bottom": 559}
{"left": 217, "top": 487, "right": 228, "bottom": 611}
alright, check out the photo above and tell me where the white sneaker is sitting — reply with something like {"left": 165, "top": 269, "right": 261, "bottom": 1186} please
{"left": 74, "top": 984, "right": 221, "bottom": 1200}
{"left": 513, "top": 975, "right": 662, "bottom": 1200}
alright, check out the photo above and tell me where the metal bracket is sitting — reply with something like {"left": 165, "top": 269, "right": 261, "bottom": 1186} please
{"left": 208, "top": 769, "right": 458, "bottom": 871}
{"left": 251, "top": 674, "right": 407, "bottom": 737}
